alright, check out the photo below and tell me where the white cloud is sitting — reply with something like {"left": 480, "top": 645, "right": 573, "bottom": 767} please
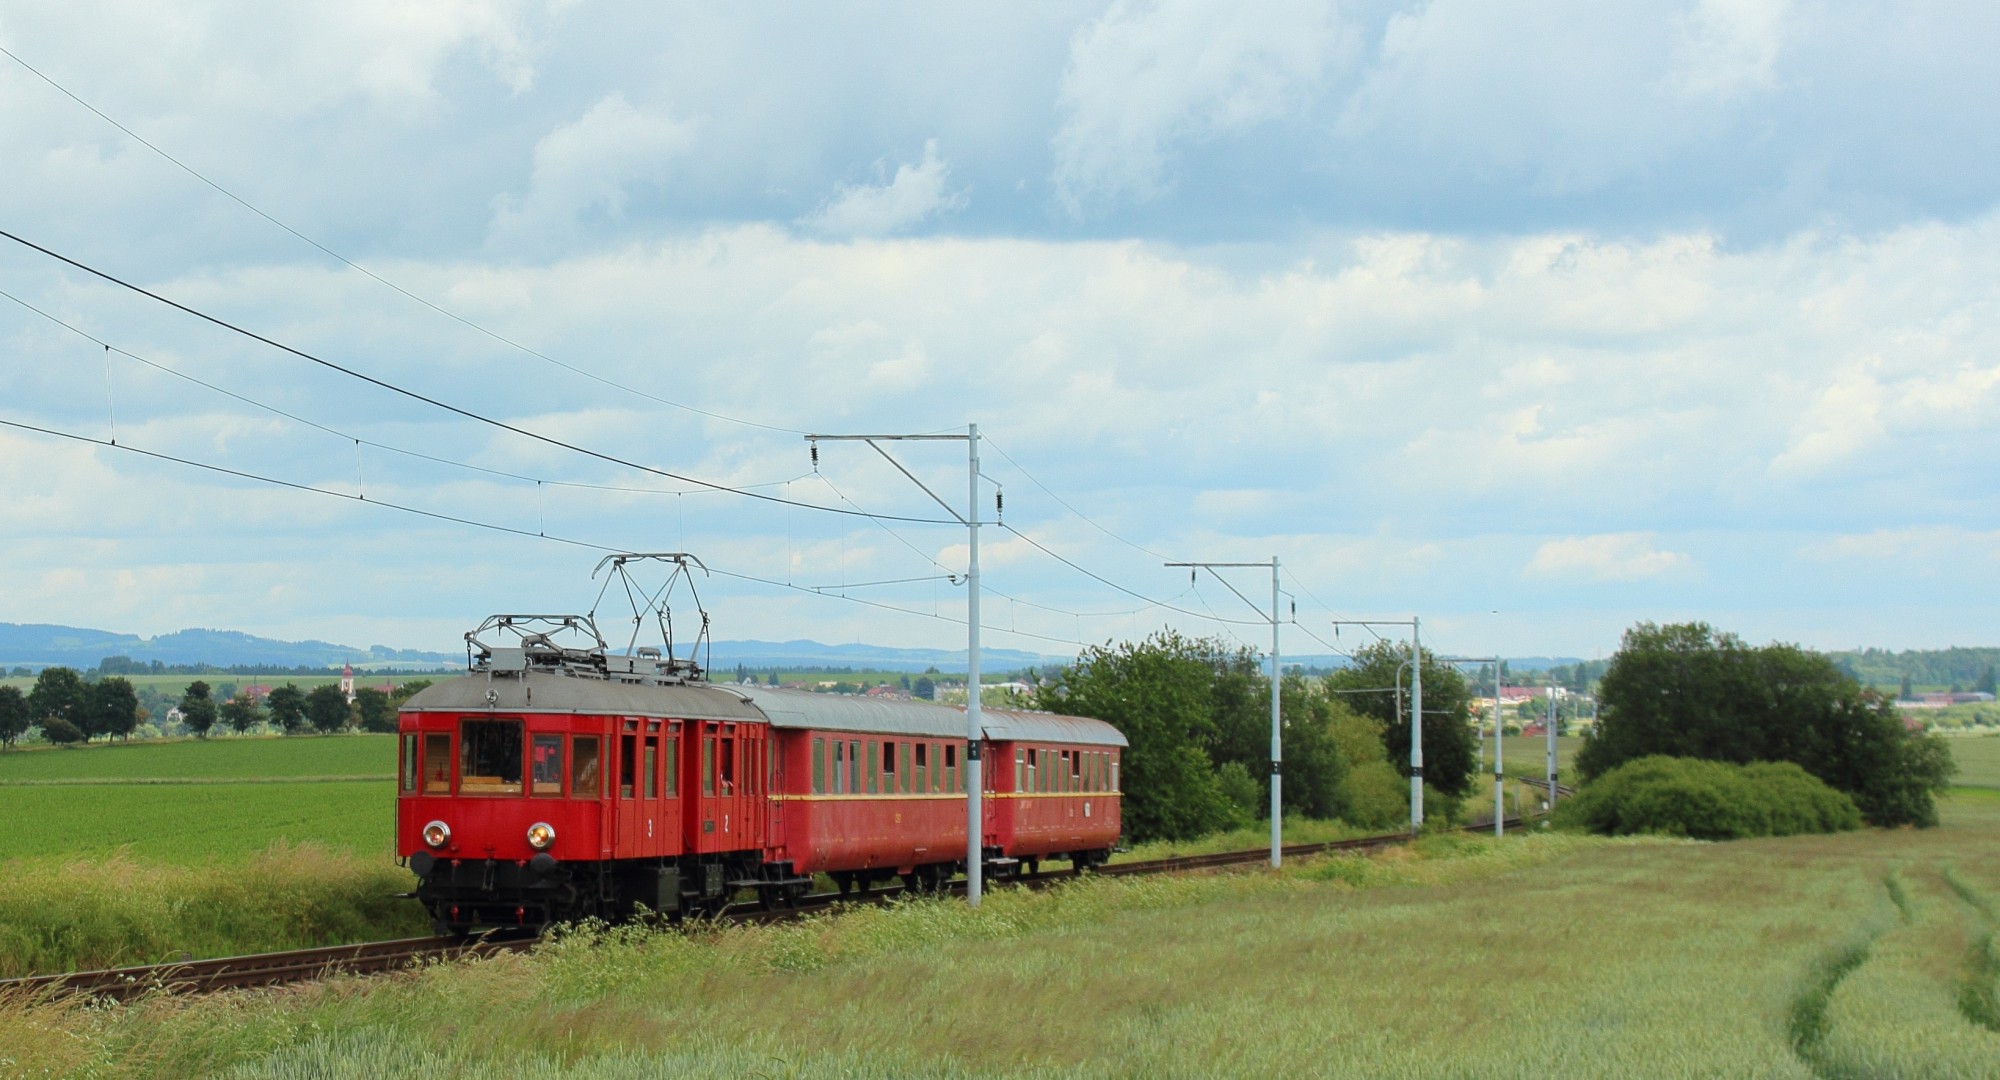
{"left": 1526, "top": 534, "right": 1691, "bottom": 583}
{"left": 488, "top": 93, "right": 696, "bottom": 246}
{"left": 1052, "top": 0, "right": 1344, "bottom": 214}
{"left": 801, "top": 140, "right": 966, "bottom": 237}
{"left": 1673, "top": 0, "right": 1791, "bottom": 99}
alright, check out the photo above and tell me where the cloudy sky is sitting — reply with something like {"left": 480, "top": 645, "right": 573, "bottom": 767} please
{"left": 2, "top": 0, "right": 1996, "bottom": 663}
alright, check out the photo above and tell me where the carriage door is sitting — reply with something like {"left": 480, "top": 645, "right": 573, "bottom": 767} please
{"left": 614, "top": 719, "right": 641, "bottom": 856}
{"left": 658, "top": 721, "right": 683, "bottom": 851}
{"left": 696, "top": 721, "right": 745, "bottom": 852}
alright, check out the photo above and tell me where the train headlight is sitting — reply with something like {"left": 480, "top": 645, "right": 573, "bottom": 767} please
{"left": 422, "top": 820, "right": 451, "bottom": 849}
{"left": 526, "top": 822, "right": 556, "bottom": 850}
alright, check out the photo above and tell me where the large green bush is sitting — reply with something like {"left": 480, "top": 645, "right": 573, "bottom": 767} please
{"left": 1581, "top": 622, "right": 1956, "bottom": 826}
{"left": 1556, "top": 755, "right": 1861, "bottom": 840}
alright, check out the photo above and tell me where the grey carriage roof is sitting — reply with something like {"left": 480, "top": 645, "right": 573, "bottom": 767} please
{"left": 731, "top": 686, "right": 1128, "bottom": 747}
{"left": 402, "top": 674, "right": 1126, "bottom": 747}
{"left": 401, "top": 670, "right": 766, "bottom": 722}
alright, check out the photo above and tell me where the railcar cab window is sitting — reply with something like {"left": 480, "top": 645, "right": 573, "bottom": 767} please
{"left": 459, "top": 718, "right": 523, "bottom": 795}
{"left": 531, "top": 734, "right": 563, "bottom": 796}
{"left": 423, "top": 733, "right": 451, "bottom": 794}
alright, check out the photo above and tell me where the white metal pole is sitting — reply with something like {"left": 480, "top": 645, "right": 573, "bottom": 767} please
{"left": 965, "top": 423, "right": 983, "bottom": 907}
{"left": 1269, "top": 557, "right": 1281, "bottom": 869}
{"left": 1494, "top": 665, "right": 1505, "bottom": 837}
{"left": 1410, "top": 617, "right": 1423, "bottom": 832}
{"left": 1546, "top": 681, "right": 1558, "bottom": 815}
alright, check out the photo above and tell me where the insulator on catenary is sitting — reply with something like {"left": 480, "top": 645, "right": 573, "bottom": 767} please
{"left": 810, "top": 443, "right": 819, "bottom": 469}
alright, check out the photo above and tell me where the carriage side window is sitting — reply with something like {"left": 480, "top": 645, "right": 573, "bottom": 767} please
{"left": 880, "top": 741, "right": 895, "bottom": 793}
{"left": 847, "top": 740, "right": 860, "bottom": 795}
{"left": 1112, "top": 754, "right": 1120, "bottom": 792}
{"left": 914, "top": 742, "right": 928, "bottom": 793}
{"left": 944, "top": 743, "right": 957, "bottom": 793}
{"left": 832, "top": 739, "right": 846, "bottom": 795}
{"left": 1014, "top": 747, "right": 1025, "bottom": 792}
{"left": 571, "top": 735, "right": 601, "bottom": 797}
{"left": 812, "top": 737, "right": 826, "bottom": 794}
{"left": 1026, "top": 748, "right": 1037, "bottom": 793}
{"left": 665, "top": 737, "right": 679, "bottom": 796}
{"left": 619, "top": 734, "right": 637, "bottom": 799}
{"left": 899, "top": 741, "right": 912, "bottom": 793}
{"left": 400, "top": 734, "right": 417, "bottom": 792}
{"left": 459, "top": 719, "right": 524, "bottom": 796}
{"left": 422, "top": 732, "right": 451, "bottom": 794}
{"left": 702, "top": 735, "right": 716, "bottom": 796}
{"left": 531, "top": 734, "right": 563, "bottom": 797}
{"left": 720, "top": 735, "right": 737, "bottom": 795}
{"left": 644, "top": 736, "right": 659, "bottom": 799}
{"left": 1071, "top": 749, "right": 1082, "bottom": 790}
{"left": 866, "top": 740, "right": 879, "bottom": 794}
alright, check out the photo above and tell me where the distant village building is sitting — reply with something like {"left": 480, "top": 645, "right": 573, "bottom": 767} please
{"left": 340, "top": 663, "right": 356, "bottom": 704}
{"left": 1906, "top": 691, "right": 1995, "bottom": 708}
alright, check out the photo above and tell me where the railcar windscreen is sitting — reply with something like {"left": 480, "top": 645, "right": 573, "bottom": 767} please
{"left": 460, "top": 718, "right": 524, "bottom": 795}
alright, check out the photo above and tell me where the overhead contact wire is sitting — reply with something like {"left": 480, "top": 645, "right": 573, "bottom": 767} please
{"left": 0, "top": 228, "right": 957, "bottom": 525}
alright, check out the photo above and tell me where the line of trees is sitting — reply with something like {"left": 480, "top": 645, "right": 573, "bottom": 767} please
{"left": 0, "top": 666, "right": 433, "bottom": 746}
{"left": 1038, "top": 631, "right": 1479, "bottom": 842}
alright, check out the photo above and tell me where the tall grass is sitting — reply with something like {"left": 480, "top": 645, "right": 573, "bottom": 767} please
{"left": 0, "top": 844, "right": 428, "bottom": 977}
{"left": 4, "top": 797, "right": 1997, "bottom": 1078}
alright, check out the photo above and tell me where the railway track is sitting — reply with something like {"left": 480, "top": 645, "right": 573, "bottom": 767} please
{"left": 1, "top": 817, "right": 1534, "bottom": 1002}
{"left": 0, "top": 933, "right": 538, "bottom": 1004}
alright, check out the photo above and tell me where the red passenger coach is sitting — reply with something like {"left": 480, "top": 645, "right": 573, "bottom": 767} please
{"left": 982, "top": 710, "right": 1124, "bottom": 875}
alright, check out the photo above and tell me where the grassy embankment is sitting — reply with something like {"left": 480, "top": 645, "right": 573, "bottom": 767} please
{"left": 3, "top": 793, "right": 1996, "bottom": 1077}
{"left": 0, "top": 735, "right": 424, "bottom": 976}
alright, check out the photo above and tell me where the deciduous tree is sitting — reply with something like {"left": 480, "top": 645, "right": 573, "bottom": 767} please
{"left": 304, "top": 684, "right": 351, "bottom": 734}
{"left": 220, "top": 694, "right": 264, "bottom": 734}
{"left": 0, "top": 686, "right": 29, "bottom": 748}
{"left": 28, "top": 667, "right": 88, "bottom": 738}
{"left": 179, "top": 680, "right": 218, "bottom": 739}
{"left": 354, "top": 687, "right": 396, "bottom": 733}
{"left": 90, "top": 677, "right": 140, "bottom": 741}
{"left": 266, "top": 684, "right": 308, "bottom": 734}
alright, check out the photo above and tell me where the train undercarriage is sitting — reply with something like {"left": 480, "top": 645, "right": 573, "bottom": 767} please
{"left": 408, "top": 847, "right": 1114, "bottom": 934}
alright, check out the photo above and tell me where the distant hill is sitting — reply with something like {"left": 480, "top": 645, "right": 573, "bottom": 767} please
{"left": 0, "top": 623, "right": 459, "bottom": 670}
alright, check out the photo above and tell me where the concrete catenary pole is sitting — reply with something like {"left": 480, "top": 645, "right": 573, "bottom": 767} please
{"left": 1410, "top": 616, "right": 1423, "bottom": 832}
{"left": 1269, "top": 557, "right": 1281, "bottom": 868}
{"left": 965, "top": 423, "right": 983, "bottom": 908}
{"left": 1546, "top": 679, "right": 1558, "bottom": 815}
{"left": 1494, "top": 664, "right": 1505, "bottom": 837}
